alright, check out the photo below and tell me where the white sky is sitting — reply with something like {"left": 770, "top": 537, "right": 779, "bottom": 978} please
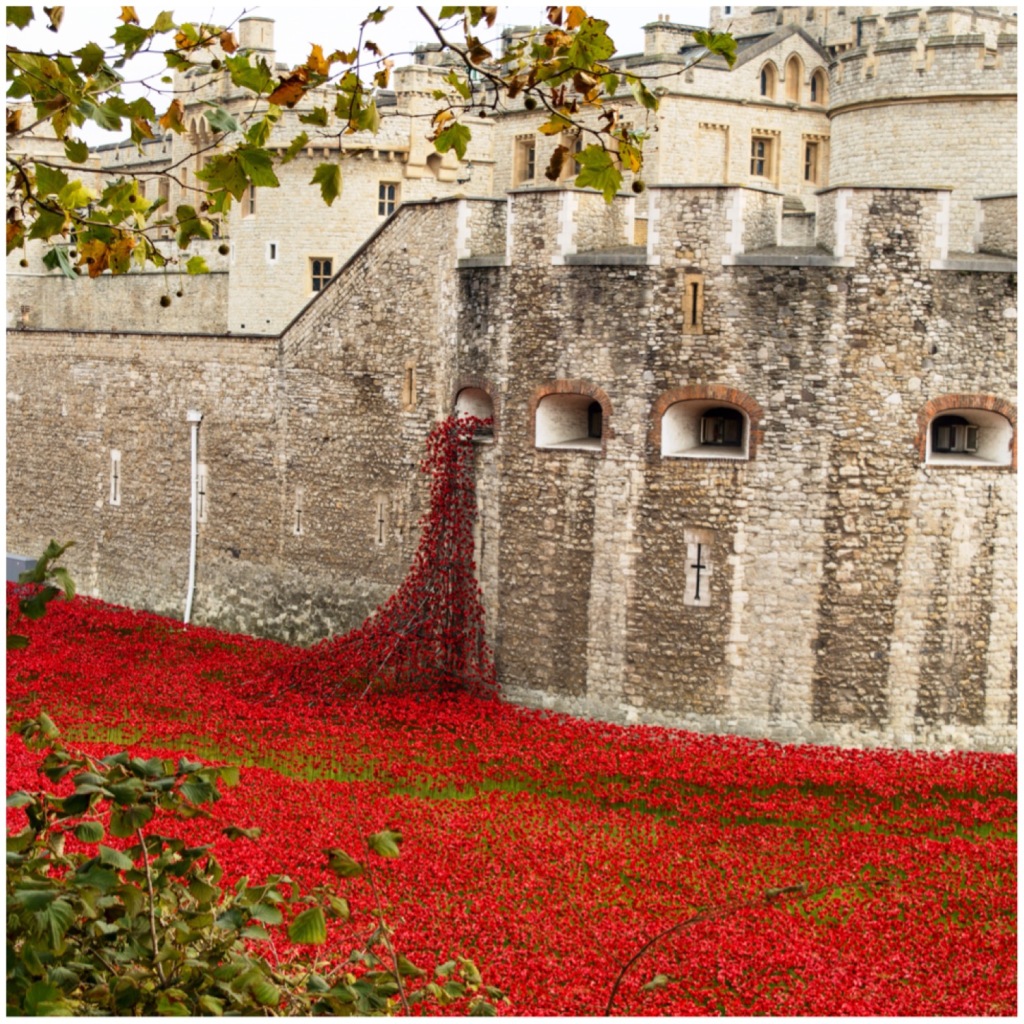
{"left": 8, "top": 4, "right": 713, "bottom": 142}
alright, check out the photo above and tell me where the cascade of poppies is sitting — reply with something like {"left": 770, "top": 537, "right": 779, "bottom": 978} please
{"left": 273, "top": 415, "right": 497, "bottom": 701}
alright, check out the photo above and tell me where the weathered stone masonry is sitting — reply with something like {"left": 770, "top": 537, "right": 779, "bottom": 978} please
{"left": 6, "top": 186, "right": 1016, "bottom": 753}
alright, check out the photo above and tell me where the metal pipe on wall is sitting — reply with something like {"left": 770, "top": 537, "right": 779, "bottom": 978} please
{"left": 184, "top": 410, "right": 203, "bottom": 623}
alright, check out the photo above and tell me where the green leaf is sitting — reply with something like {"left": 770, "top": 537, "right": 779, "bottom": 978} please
{"left": 29, "top": 208, "right": 69, "bottom": 243}
{"left": 223, "top": 825, "right": 262, "bottom": 841}
{"left": 57, "top": 179, "right": 97, "bottom": 210}
{"left": 287, "top": 906, "right": 327, "bottom": 945}
{"left": 311, "top": 163, "right": 341, "bottom": 207}
{"left": 186, "top": 255, "right": 209, "bottom": 275}
{"left": 97, "top": 844, "right": 135, "bottom": 870}
{"left": 40, "top": 244, "right": 77, "bottom": 280}
{"left": 7, "top": 7, "right": 34, "bottom": 28}
{"left": 197, "top": 995, "right": 225, "bottom": 1016}
{"left": 692, "top": 29, "right": 738, "bottom": 68}
{"left": 41, "top": 898, "right": 76, "bottom": 947}
{"left": 434, "top": 122, "right": 472, "bottom": 161}
{"left": 459, "top": 958, "right": 482, "bottom": 986}
{"left": 397, "top": 954, "right": 427, "bottom": 978}
{"left": 249, "top": 902, "right": 283, "bottom": 925}
{"left": 326, "top": 848, "right": 363, "bottom": 877}
{"left": 109, "top": 803, "right": 154, "bottom": 837}
{"left": 71, "top": 863, "right": 118, "bottom": 892}
{"left": 628, "top": 76, "right": 659, "bottom": 112}
{"left": 20, "top": 587, "right": 61, "bottom": 620}
{"left": 236, "top": 146, "right": 280, "bottom": 188}
{"left": 7, "top": 791, "right": 36, "bottom": 808}
{"left": 248, "top": 977, "right": 282, "bottom": 1007}
{"left": 281, "top": 131, "right": 309, "bottom": 164}
{"left": 574, "top": 145, "right": 622, "bottom": 202}
{"left": 469, "top": 1000, "right": 499, "bottom": 1016}
{"left": 8, "top": 634, "right": 30, "bottom": 650}
{"left": 35, "top": 164, "right": 70, "bottom": 199}
{"left": 240, "top": 924, "right": 270, "bottom": 940}
{"left": 25, "top": 982, "right": 61, "bottom": 1015}
{"left": 435, "top": 959, "right": 457, "bottom": 978}
{"left": 204, "top": 106, "right": 240, "bottom": 133}
{"left": 74, "top": 42, "right": 106, "bottom": 75}
{"left": 325, "top": 894, "right": 350, "bottom": 921}
{"left": 642, "top": 973, "right": 672, "bottom": 992}
{"left": 298, "top": 107, "right": 328, "bottom": 127}
{"left": 366, "top": 829, "right": 402, "bottom": 859}
{"left": 218, "top": 765, "right": 240, "bottom": 788}
{"left": 73, "top": 821, "right": 104, "bottom": 842}
{"left": 49, "top": 566, "right": 75, "bottom": 599}
{"left": 226, "top": 54, "right": 273, "bottom": 94}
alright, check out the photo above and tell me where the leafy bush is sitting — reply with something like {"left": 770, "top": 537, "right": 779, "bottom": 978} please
{"left": 6, "top": 713, "right": 502, "bottom": 1016}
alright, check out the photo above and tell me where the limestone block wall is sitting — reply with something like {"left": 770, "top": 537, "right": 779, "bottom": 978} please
{"left": 829, "top": 33, "right": 1017, "bottom": 252}
{"left": 977, "top": 195, "right": 1018, "bottom": 257}
{"left": 6, "top": 187, "right": 1017, "bottom": 753}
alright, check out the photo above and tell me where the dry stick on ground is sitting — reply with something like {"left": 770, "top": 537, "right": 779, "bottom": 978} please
{"left": 603, "top": 879, "right": 900, "bottom": 1015}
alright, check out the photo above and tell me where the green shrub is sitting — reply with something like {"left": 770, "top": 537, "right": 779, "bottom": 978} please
{"left": 6, "top": 713, "right": 503, "bottom": 1016}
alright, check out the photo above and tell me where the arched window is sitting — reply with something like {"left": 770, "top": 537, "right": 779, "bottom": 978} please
{"left": 925, "top": 409, "right": 1013, "bottom": 466}
{"left": 662, "top": 400, "right": 749, "bottom": 460}
{"left": 810, "top": 69, "right": 828, "bottom": 105}
{"left": 785, "top": 55, "right": 803, "bottom": 102}
{"left": 455, "top": 387, "right": 494, "bottom": 441}
{"left": 759, "top": 61, "right": 777, "bottom": 99}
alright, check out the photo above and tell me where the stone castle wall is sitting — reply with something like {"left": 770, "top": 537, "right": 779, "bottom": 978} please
{"left": 829, "top": 31, "right": 1017, "bottom": 252}
{"left": 7, "top": 187, "right": 1016, "bottom": 752}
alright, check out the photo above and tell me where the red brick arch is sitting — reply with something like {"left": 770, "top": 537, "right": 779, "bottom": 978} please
{"left": 528, "top": 379, "right": 613, "bottom": 453}
{"left": 650, "top": 384, "right": 765, "bottom": 459}
{"left": 916, "top": 393, "right": 1017, "bottom": 469}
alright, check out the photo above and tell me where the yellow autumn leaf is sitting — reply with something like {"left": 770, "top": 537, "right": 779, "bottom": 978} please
{"left": 119, "top": 6, "right": 139, "bottom": 24}
{"left": 306, "top": 43, "right": 329, "bottom": 75}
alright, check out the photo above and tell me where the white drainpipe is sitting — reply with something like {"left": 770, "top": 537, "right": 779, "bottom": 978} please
{"left": 184, "top": 410, "right": 203, "bottom": 623}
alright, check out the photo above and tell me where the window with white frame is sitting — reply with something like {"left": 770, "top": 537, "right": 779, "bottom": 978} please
{"left": 662, "top": 401, "right": 749, "bottom": 460}
{"left": 196, "top": 462, "right": 208, "bottom": 524}
{"left": 925, "top": 410, "right": 1012, "bottom": 466}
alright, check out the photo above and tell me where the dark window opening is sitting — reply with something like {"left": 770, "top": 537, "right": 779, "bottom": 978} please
{"left": 700, "top": 407, "right": 744, "bottom": 446}
{"left": 932, "top": 415, "right": 979, "bottom": 454}
{"left": 588, "top": 401, "right": 603, "bottom": 439}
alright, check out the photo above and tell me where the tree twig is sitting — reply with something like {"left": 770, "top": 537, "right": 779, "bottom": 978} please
{"left": 136, "top": 827, "right": 168, "bottom": 985}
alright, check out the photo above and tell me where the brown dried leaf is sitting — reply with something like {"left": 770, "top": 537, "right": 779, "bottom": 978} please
{"left": 546, "top": 6, "right": 563, "bottom": 26}
{"left": 219, "top": 30, "right": 238, "bottom": 54}
{"left": 267, "top": 68, "right": 310, "bottom": 108}
{"left": 158, "top": 98, "right": 185, "bottom": 132}
{"left": 119, "top": 6, "right": 139, "bottom": 24}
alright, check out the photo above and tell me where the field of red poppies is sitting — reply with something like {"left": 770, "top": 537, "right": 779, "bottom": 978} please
{"left": 7, "top": 589, "right": 1017, "bottom": 1016}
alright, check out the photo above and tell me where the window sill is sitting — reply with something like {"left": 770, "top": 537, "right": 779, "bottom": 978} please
{"left": 664, "top": 446, "right": 748, "bottom": 461}
{"left": 537, "top": 438, "right": 602, "bottom": 452}
{"left": 925, "top": 454, "right": 1012, "bottom": 468}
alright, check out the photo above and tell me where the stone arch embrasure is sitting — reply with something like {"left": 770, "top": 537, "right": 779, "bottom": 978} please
{"left": 453, "top": 375, "right": 501, "bottom": 438}
{"left": 528, "top": 379, "right": 613, "bottom": 453}
{"left": 916, "top": 393, "right": 1017, "bottom": 469}
{"left": 650, "top": 384, "right": 765, "bottom": 459}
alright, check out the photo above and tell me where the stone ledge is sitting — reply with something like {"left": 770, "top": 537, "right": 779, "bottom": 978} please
{"left": 930, "top": 255, "right": 1017, "bottom": 273}
{"left": 457, "top": 255, "right": 507, "bottom": 269}
{"left": 563, "top": 249, "right": 648, "bottom": 267}
{"left": 723, "top": 247, "right": 853, "bottom": 268}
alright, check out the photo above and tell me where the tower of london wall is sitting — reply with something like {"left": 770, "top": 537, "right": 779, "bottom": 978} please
{"left": 7, "top": 186, "right": 1016, "bottom": 753}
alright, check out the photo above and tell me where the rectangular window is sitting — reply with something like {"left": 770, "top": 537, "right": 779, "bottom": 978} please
{"left": 682, "top": 273, "right": 704, "bottom": 335}
{"left": 267, "top": 241, "right": 278, "bottom": 262}
{"left": 804, "top": 141, "right": 819, "bottom": 183}
{"left": 750, "top": 136, "right": 772, "bottom": 178}
{"left": 378, "top": 182, "right": 398, "bottom": 217}
{"left": 109, "top": 450, "right": 121, "bottom": 506}
{"left": 244, "top": 185, "right": 255, "bottom": 217}
{"left": 514, "top": 136, "right": 536, "bottom": 185}
{"left": 374, "top": 497, "right": 387, "bottom": 548}
{"left": 293, "top": 487, "right": 304, "bottom": 536}
{"left": 310, "top": 257, "right": 333, "bottom": 293}
{"left": 400, "top": 360, "right": 416, "bottom": 410}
